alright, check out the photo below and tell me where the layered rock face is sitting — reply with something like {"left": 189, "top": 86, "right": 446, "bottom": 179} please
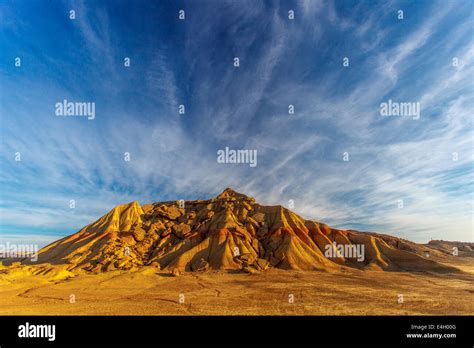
{"left": 32, "top": 188, "right": 459, "bottom": 273}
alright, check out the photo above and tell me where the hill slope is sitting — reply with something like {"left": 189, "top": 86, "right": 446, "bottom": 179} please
{"left": 30, "top": 188, "right": 461, "bottom": 274}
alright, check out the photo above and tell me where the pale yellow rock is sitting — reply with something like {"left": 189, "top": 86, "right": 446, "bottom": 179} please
{"left": 19, "top": 188, "right": 463, "bottom": 275}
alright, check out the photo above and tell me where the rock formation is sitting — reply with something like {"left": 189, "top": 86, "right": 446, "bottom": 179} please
{"left": 29, "top": 188, "right": 461, "bottom": 274}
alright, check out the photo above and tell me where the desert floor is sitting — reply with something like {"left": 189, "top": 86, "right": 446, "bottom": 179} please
{"left": 0, "top": 260, "right": 473, "bottom": 315}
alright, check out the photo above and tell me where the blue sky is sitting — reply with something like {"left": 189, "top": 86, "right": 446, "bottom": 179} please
{"left": 0, "top": 0, "right": 472, "bottom": 246}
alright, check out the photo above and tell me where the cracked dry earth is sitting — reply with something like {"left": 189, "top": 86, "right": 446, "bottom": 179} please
{"left": 1, "top": 264, "right": 473, "bottom": 315}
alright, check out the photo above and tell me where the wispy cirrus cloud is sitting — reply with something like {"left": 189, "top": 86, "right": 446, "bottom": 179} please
{"left": 0, "top": 0, "right": 472, "bottom": 245}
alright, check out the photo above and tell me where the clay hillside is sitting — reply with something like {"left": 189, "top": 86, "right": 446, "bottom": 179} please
{"left": 27, "top": 188, "right": 465, "bottom": 274}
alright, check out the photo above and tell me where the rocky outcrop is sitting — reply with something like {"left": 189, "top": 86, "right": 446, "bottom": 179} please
{"left": 28, "top": 188, "right": 462, "bottom": 274}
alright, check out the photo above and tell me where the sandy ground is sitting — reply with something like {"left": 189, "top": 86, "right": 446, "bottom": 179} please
{"left": 0, "top": 260, "right": 473, "bottom": 315}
